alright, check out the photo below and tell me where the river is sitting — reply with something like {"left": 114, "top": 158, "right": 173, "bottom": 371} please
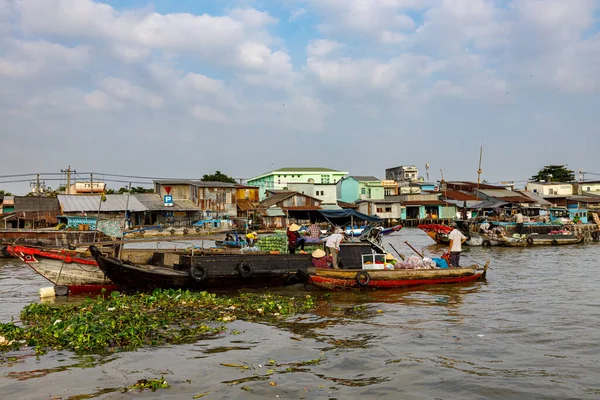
{"left": 1, "top": 228, "right": 599, "bottom": 399}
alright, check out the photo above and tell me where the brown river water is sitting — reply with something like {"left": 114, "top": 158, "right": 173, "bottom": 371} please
{"left": 1, "top": 228, "right": 599, "bottom": 399}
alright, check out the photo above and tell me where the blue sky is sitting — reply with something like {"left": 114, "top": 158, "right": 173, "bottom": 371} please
{"left": 1, "top": 0, "right": 600, "bottom": 194}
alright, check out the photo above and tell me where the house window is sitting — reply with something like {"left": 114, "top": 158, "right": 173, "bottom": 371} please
{"left": 377, "top": 207, "right": 383, "bottom": 213}
{"left": 385, "top": 207, "right": 392, "bottom": 212}
{"left": 361, "top": 188, "right": 366, "bottom": 195}
{"left": 321, "top": 175, "right": 330, "bottom": 184}
{"left": 587, "top": 187, "right": 591, "bottom": 192}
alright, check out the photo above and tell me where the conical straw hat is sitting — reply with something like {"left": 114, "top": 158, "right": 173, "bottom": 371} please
{"left": 312, "top": 249, "right": 326, "bottom": 258}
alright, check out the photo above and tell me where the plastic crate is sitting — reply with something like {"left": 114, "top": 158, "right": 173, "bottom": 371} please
{"left": 362, "top": 254, "right": 386, "bottom": 270}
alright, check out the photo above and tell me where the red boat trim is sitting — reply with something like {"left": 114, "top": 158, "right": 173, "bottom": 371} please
{"left": 67, "top": 284, "right": 118, "bottom": 295}
{"left": 7, "top": 245, "right": 98, "bottom": 266}
{"left": 310, "top": 272, "right": 484, "bottom": 289}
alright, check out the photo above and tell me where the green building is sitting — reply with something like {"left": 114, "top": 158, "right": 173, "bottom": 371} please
{"left": 337, "top": 176, "right": 384, "bottom": 203}
{"left": 247, "top": 167, "right": 349, "bottom": 200}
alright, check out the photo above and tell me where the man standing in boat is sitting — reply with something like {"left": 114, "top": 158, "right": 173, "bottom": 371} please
{"left": 514, "top": 209, "right": 524, "bottom": 235}
{"left": 324, "top": 227, "right": 344, "bottom": 269}
{"left": 447, "top": 222, "right": 467, "bottom": 267}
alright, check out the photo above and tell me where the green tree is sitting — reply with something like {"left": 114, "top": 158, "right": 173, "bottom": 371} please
{"left": 201, "top": 171, "right": 237, "bottom": 184}
{"left": 116, "top": 186, "right": 154, "bottom": 194}
{"left": 0, "top": 190, "right": 13, "bottom": 196}
{"left": 531, "top": 165, "right": 575, "bottom": 183}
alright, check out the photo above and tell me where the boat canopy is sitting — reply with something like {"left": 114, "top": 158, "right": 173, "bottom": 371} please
{"left": 318, "top": 209, "right": 382, "bottom": 223}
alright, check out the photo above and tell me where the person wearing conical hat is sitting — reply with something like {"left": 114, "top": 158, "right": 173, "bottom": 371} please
{"left": 385, "top": 253, "right": 397, "bottom": 269}
{"left": 246, "top": 231, "right": 258, "bottom": 247}
{"left": 311, "top": 248, "right": 333, "bottom": 269}
{"left": 287, "top": 223, "right": 305, "bottom": 254}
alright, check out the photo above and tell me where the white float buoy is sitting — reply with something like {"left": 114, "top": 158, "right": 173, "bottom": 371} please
{"left": 39, "top": 287, "right": 56, "bottom": 298}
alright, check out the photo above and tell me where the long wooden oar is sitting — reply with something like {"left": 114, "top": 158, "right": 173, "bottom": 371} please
{"left": 404, "top": 241, "right": 424, "bottom": 259}
{"left": 388, "top": 243, "right": 405, "bottom": 261}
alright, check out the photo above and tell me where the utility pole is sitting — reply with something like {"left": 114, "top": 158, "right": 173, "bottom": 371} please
{"left": 30, "top": 174, "right": 46, "bottom": 196}
{"left": 90, "top": 173, "right": 93, "bottom": 194}
{"left": 61, "top": 165, "right": 75, "bottom": 194}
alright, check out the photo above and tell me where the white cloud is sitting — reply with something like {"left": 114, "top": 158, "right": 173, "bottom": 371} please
{"left": 289, "top": 8, "right": 306, "bottom": 22}
{"left": 306, "top": 39, "right": 343, "bottom": 57}
{"left": 190, "top": 105, "right": 231, "bottom": 124}
{"left": 84, "top": 90, "right": 124, "bottom": 110}
{"left": 15, "top": 0, "right": 287, "bottom": 72}
{"left": 0, "top": 39, "right": 90, "bottom": 78}
{"left": 101, "top": 77, "right": 164, "bottom": 109}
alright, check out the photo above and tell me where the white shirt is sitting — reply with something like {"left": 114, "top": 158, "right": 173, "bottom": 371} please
{"left": 515, "top": 213, "right": 524, "bottom": 223}
{"left": 448, "top": 229, "right": 466, "bottom": 252}
{"left": 325, "top": 233, "right": 343, "bottom": 250}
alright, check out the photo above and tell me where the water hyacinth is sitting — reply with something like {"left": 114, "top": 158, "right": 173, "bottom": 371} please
{"left": 0, "top": 289, "right": 315, "bottom": 355}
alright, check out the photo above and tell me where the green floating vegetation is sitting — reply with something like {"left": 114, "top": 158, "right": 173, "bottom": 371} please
{"left": 124, "top": 376, "right": 170, "bottom": 393}
{"left": 0, "top": 289, "right": 315, "bottom": 355}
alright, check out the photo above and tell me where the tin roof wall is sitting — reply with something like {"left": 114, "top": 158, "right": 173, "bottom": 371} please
{"left": 58, "top": 194, "right": 148, "bottom": 212}
{"left": 133, "top": 193, "right": 200, "bottom": 211}
{"left": 446, "top": 181, "right": 503, "bottom": 190}
{"left": 476, "top": 189, "right": 533, "bottom": 203}
{"left": 442, "top": 190, "right": 478, "bottom": 201}
{"left": 516, "top": 190, "right": 552, "bottom": 206}
{"left": 348, "top": 175, "right": 380, "bottom": 182}
{"left": 14, "top": 196, "right": 60, "bottom": 212}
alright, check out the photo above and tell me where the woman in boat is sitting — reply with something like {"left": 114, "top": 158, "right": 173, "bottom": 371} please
{"left": 246, "top": 231, "right": 258, "bottom": 246}
{"left": 287, "top": 223, "right": 305, "bottom": 254}
{"left": 311, "top": 249, "right": 333, "bottom": 269}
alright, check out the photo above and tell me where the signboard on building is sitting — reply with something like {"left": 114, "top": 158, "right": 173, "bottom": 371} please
{"left": 164, "top": 195, "right": 174, "bottom": 207}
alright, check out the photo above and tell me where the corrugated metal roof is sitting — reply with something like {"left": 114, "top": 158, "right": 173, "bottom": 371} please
{"left": 320, "top": 204, "right": 342, "bottom": 210}
{"left": 477, "top": 189, "right": 533, "bottom": 202}
{"left": 58, "top": 194, "right": 148, "bottom": 212}
{"left": 349, "top": 175, "right": 380, "bottom": 182}
{"left": 259, "top": 193, "right": 294, "bottom": 208}
{"left": 14, "top": 196, "right": 60, "bottom": 212}
{"left": 443, "top": 190, "right": 478, "bottom": 201}
{"left": 402, "top": 200, "right": 450, "bottom": 206}
{"left": 237, "top": 199, "right": 256, "bottom": 212}
{"left": 133, "top": 193, "right": 200, "bottom": 211}
{"left": 265, "top": 207, "right": 285, "bottom": 217}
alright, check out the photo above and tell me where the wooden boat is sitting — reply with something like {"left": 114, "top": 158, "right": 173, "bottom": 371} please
{"left": 343, "top": 224, "right": 402, "bottom": 237}
{"left": 525, "top": 234, "right": 584, "bottom": 246}
{"left": 89, "top": 242, "right": 375, "bottom": 293}
{"left": 308, "top": 261, "right": 489, "bottom": 290}
{"left": 497, "top": 234, "right": 584, "bottom": 247}
{"left": 418, "top": 224, "right": 452, "bottom": 244}
{"left": 6, "top": 244, "right": 117, "bottom": 294}
{"left": 418, "top": 223, "right": 498, "bottom": 246}
{"left": 90, "top": 245, "right": 311, "bottom": 293}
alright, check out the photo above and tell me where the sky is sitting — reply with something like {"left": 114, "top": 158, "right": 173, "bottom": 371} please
{"left": 1, "top": 0, "right": 600, "bottom": 194}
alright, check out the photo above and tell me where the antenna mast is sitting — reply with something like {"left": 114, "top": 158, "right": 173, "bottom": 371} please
{"left": 476, "top": 147, "right": 483, "bottom": 202}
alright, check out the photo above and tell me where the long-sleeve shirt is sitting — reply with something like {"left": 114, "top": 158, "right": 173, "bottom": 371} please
{"left": 325, "top": 233, "right": 343, "bottom": 251}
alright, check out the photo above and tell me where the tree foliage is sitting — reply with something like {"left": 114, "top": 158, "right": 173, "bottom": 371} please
{"left": 0, "top": 189, "right": 13, "bottom": 196}
{"left": 201, "top": 171, "right": 237, "bottom": 184}
{"left": 531, "top": 165, "right": 575, "bottom": 183}
{"left": 117, "top": 186, "right": 154, "bottom": 194}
